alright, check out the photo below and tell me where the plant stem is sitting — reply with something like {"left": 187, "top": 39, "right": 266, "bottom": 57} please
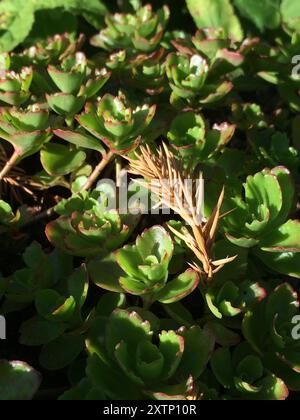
{"left": 116, "top": 156, "right": 122, "bottom": 187}
{"left": 0, "top": 151, "right": 20, "bottom": 182}
{"left": 142, "top": 295, "right": 153, "bottom": 310}
{"left": 80, "top": 151, "right": 114, "bottom": 192}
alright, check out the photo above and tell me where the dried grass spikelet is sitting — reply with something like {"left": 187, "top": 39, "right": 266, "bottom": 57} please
{"left": 128, "top": 143, "right": 236, "bottom": 283}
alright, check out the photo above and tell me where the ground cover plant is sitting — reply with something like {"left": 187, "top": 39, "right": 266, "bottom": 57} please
{"left": 0, "top": 0, "right": 300, "bottom": 401}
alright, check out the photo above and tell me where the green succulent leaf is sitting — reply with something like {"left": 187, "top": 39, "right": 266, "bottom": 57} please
{"left": 86, "top": 353, "right": 143, "bottom": 399}
{"left": 186, "top": 0, "right": 243, "bottom": 41}
{"left": 39, "top": 333, "right": 85, "bottom": 370}
{"left": 157, "top": 269, "right": 199, "bottom": 304}
{"left": 6, "top": 130, "right": 52, "bottom": 158}
{"left": 48, "top": 64, "right": 85, "bottom": 94}
{"left": 0, "top": 360, "right": 41, "bottom": 400}
{"left": 134, "top": 340, "right": 164, "bottom": 382}
{"left": 88, "top": 254, "right": 125, "bottom": 293}
{"left": 0, "top": 1, "right": 35, "bottom": 52}
{"left": 211, "top": 347, "right": 234, "bottom": 389}
{"left": 259, "top": 220, "right": 300, "bottom": 252}
{"left": 67, "top": 264, "right": 89, "bottom": 310}
{"left": 0, "top": 200, "right": 15, "bottom": 225}
{"left": 105, "top": 309, "right": 152, "bottom": 356}
{"left": 35, "top": 289, "right": 76, "bottom": 322}
{"left": 281, "top": 0, "right": 300, "bottom": 30}
{"left": 255, "top": 249, "right": 300, "bottom": 278}
{"left": 46, "top": 93, "right": 85, "bottom": 116}
{"left": 204, "top": 321, "right": 241, "bottom": 347}
{"left": 159, "top": 330, "right": 184, "bottom": 380}
{"left": 96, "top": 292, "right": 127, "bottom": 317}
{"left": 41, "top": 143, "right": 86, "bottom": 176}
{"left": 177, "top": 326, "right": 215, "bottom": 380}
{"left": 233, "top": 0, "right": 281, "bottom": 31}
{"left": 20, "top": 316, "right": 67, "bottom": 346}
{"left": 115, "top": 226, "right": 173, "bottom": 298}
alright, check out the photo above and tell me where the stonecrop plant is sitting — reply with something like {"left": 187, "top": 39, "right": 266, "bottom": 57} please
{"left": 0, "top": 0, "right": 300, "bottom": 402}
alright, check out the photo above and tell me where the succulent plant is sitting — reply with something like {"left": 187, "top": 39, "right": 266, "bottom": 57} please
{"left": 0, "top": 360, "right": 41, "bottom": 400}
{"left": 17, "top": 33, "right": 86, "bottom": 67}
{"left": 0, "top": 0, "right": 299, "bottom": 403}
{"left": 46, "top": 190, "right": 140, "bottom": 257}
{"left": 45, "top": 52, "right": 111, "bottom": 119}
{"left": 1, "top": 241, "right": 72, "bottom": 310}
{"left": 206, "top": 280, "right": 266, "bottom": 319}
{"left": 165, "top": 52, "right": 233, "bottom": 107}
{"left": 62, "top": 308, "right": 215, "bottom": 400}
{"left": 47, "top": 53, "right": 88, "bottom": 95}
{"left": 190, "top": 28, "right": 232, "bottom": 60}
{"left": 90, "top": 4, "right": 170, "bottom": 53}
{"left": 20, "top": 264, "right": 89, "bottom": 371}
{"left": 114, "top": 226, "right": 199, "bottom": 305}
{"left": 211, "top": 342, "right": 289, "bottom": 400}
{"left": 192, "top": 29, "right": 261, "bottom": 68}
{"left": 0, "top": 66, "right": 32, "bottom": 106}
{"left": 167, "top": 111, "right": 235, "bottom": 164}
{"left": 251, "top": 131, "right": 299, "bottom": 175}
{"left": 243, "top": 283, "right": 300, "bottom": 391}
{"left": 231, "top": 103, "right": 268, "bottom": 131}
{"left": 128, "top": 49, "right": 167, "bottom": 95}
{"left": 221, "top": 166, "right": 300, "bottom": 277}
{"left": 77, "top": 92, "right": 156, "bottom": 153}
{"left": 105, "top": 50, "right": 127, "bottom": 72}
{"left": 0, "top": 104, "right": 52, "bottom": 179}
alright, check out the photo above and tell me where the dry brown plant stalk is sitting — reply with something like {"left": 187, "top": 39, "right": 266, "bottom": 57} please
{"left": 0, "top": 144, "right": 37, "bottom": 202}
{"left": 128, "top": 143, "right": 236, "bottom": 283}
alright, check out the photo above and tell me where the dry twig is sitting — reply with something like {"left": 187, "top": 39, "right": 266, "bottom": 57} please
{"left": 0, "top": 145, "right": 37, "bottom": 201}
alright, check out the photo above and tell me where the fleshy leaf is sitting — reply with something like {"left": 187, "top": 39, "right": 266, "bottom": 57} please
{"left": 0, "top": 360, "right": 41, "bottom": 400}
{"left": 41, "top": 143, "right": 86, "bottom": 176}
{"left": 157, "top": 269, "right": 199, "bottom": 304}
{"left": 186, "top": 0, "right": 243, "bottom": 41}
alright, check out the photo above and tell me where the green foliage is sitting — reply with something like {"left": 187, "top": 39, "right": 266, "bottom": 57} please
{"left": 0, "top": 105, "right": 52, "bottom": 158}
{"left": 77, "top": 92, "right": 156, "bottom": 153}
{"left": 60, "top": 308, "right": 214, "bottom": 399}
{"left": 243, "top": 284, "right": 300, "bottom": 390}
{"left": 90, "top": 4, "right": 170, "bottom": 53}
{"left": 114, "top": 226, "right": 199, "bottom": 305}
{"left": 219, "top": 167, "right": 300, "bottom": 278}
{"left": 211, "top": 343, "right": 288, "bottom": 399}
{"left": 0, "top": 0, "right": 35, "bottom": 53}
{"left": 0, "top": 0, "right": 107, "bottom": 52}
{"left": 46, "top": 190, "right": 140, "bottom": 257}
{"left": 167, "top": 112, "right": 235, "bottom": 164}
{"left": 233, "top": 0, "right": 281, "bottom": 31}
{"left": 186, "top": 0, "right": 243, "bottom": 41}
{"left": 281, "top": 0, "right": 300, "bottom": 30}
{"left": 186, "top": 0, "right": 299, "bottom": 34}
{"left": 0, "top": 361, "right": 41, "bottom": 400}
{"left": 0, "top": 0, "right": 299, "bottom": 402}
{"left": 0, "top": 200, "right": 16, "bottom": 226}
{"left": 165, "top": 52, "right": 233, "bottom": 108}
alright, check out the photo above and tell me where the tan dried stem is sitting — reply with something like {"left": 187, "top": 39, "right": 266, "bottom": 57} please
{"left": 0, "top": 145, "right": 37, "bottom": 201}
{"left": 80, "top": 151, "right": 114, "bottom": 192}
{"left": 128, "top": 143, "right": 236, "bottom": 283}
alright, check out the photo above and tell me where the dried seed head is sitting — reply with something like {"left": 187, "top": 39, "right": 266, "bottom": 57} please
{"left": 127, "top": 143, "right": 236, "bottom": 283}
